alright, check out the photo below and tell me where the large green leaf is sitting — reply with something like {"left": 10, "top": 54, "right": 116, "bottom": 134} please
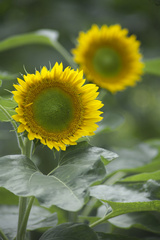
{"left": 97, "top": 232, "right": 140, "bottom": 240}
{"left": 79, "top": 214, "right": 160, "bottom": 239}
{"left": 0, "top": 205, "right": 57, "bottom": 240}
{"left": 0, "top": 188, "right": 18, "bottom": 205}
{"left": 0, "top": 29, "right": 59, "bottom": 52}
{"left": 39, "top": 223, "right": 98, "bottom": 240}
{"left": 108, "top": 212, "right": 160, "bottom": 234}
{"left": 106, "top": 143, "right": 158, "bottom": 176}
{"left": 123, "top": 159, "right": 160, "bottom": 175}
{"left": 144, "top": 58, "right": 160, "bottom": 76}
{"left": 0, "top": 96, "right": 17, "bottom": 121}
{"left": 90, "top": 180, "right": 160, "bottom": 219}
{"left": 0, "top": 142, "right": 117, "bottom": 211}
{"left": 121, "top": 170, "right": 160, "bottom": 182}
{"left": 0, "top": 97, "right": 16, "bottom": 108}
{"left": 0, "top": 29, "right": 76, "bottom": 69}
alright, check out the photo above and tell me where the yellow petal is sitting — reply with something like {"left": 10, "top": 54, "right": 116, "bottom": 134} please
{"left": 41, "top": 66, "right": 48, "bottom": 78}
{"left": 28, "top": 132, "right": 35, "bottom": 140}
{"left": 17, "top": 124, "right": 25, "bottom": 133}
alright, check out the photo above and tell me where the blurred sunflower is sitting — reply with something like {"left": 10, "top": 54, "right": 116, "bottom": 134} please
{"left": 12, "top": 63, "right": 103, "bottom": 151}
{"left": 72, "top": 24, "right": 144, "bottom": 93}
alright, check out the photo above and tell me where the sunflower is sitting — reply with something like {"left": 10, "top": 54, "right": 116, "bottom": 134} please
{"left": 12, "top": 63, "right": 103, "bottom": 151}
{"left": 72, "top": 24, "right": 144, "bottom": 93}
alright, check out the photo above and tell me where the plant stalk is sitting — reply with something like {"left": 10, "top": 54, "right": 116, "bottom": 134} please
{"left": 18, "top": 197, "right": 35, "bottom": 240}
{"left": 16, "top": 197, "right": 28, "bottom": 240}
{"left": 16, "top": 137, "right": 33, "bottom": 240}
{"left": 0, "top": 229, "right": 9, "bottom": 240}
{"left": 89, "top": 215, "right": 108, "bottom": 228}
{"left": 51, "top": 41, "right": 77, "bottom": 69}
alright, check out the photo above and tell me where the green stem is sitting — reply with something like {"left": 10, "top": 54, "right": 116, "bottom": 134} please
{"left": 103, "top": 171, "right": 126, "bottom": 185}
{"left": 16, "top": 197, "right": 28, "bottom": 240}
{"left": 81, "top": 198, "right": 97, "bottom": 217}
{"left": 0, "top": 104, "right": 24, "bottom": 151}
{"left": 51, "top": 41, "right": 77, "bottom": 69}
{"left": 89, "top": 206, "right": 126, "bottom": 228}
{"left": 16, "top": 138, "right": 33, "bottom": 240}
{"left": 21, "top": 137, "right": 33, "bottom": 158}
{"left": 18, "top": 197, "right": 35, "bottom": 240}
{"left": 68, "top": 212, "right": 78, "bottom": 222}
{"left": 0, "top": 229, "right": 9, "bottom": 240}
{"left": 89, "top": 215, "right": 108, "bottom": 228}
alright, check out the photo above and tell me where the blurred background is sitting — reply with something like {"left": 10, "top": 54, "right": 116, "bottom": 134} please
{"left": 0, "top": 0, "right": 160, "bottom": 168}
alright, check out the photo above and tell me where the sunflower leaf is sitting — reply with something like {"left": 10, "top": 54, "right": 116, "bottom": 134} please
{"left": 39, "top": 223, "right": 98, "bottom": 240}
{"left": 0, "top": 205, "right": 57, "bottom": 240}
{"left": 0, "top": 142, "right": 117, "bottom": 211}
{"left": 108, "top": 212, "right": 160, "bottom": 234}
{"left": 0, "top": 188, "right": 18, "bottom": 205}
{"left": 97, "top": 232, "right": 140, "bottom": 240}
{"left": 90, "top": 180, "right": 160, "bottom": 219}
{"left": 0, "top": 97, "right": 17, "bottom": 122}
{"left": 0, "top": 29, "right": 59, "bottom": 52}
{"left": 106, "top": 143, "right": 158, "bottom": 176}
{"left": 121, "top": 170, "right": 160, "bottom": 182}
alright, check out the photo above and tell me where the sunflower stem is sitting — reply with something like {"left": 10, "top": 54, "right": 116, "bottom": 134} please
{"left": 51, "top": 40, "right": 77, "bottom": 69}
{"left": 0, "top": 229, "right": 9, "bottom": 240}
{"left": 21, "top": 137, "right": 33, "bottom": 158}
{"left": 89, "top": 215, "right": 109, "bottom": 228}
{"left": 0, "top": 104, "right": 24, "bottom": 151}
{"left": 18, "top": 197, "right": 35, "bottom": 240}
{"left": 16, "top": 198, "right": 28, "bottom": 240}
{"left": 89, "top": 203, "right": 124, "bottom": 228}
{"left": 16, "top": 138, "right": 34, "bottom": 240}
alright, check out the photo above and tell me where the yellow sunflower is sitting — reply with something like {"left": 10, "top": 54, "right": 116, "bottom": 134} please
{"left": 72, "top": 24, "right": 144, "bottom": 93}
{"left": 12, "top": 63, "right": 103, "bottom": 151}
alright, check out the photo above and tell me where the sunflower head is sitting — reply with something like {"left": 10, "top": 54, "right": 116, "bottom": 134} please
{"left": 72, "top": 24, "right": 144, "bottom": 93}
{"left": 12, "top": 63, "right": 103, "bottom": 151}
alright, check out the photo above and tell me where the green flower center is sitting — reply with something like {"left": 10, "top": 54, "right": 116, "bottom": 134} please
{"left": 92, "top": 47, "right": 122, "bottom": 77}
{"left": 32, "top": 87, "right": 74, "bottom": 132}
